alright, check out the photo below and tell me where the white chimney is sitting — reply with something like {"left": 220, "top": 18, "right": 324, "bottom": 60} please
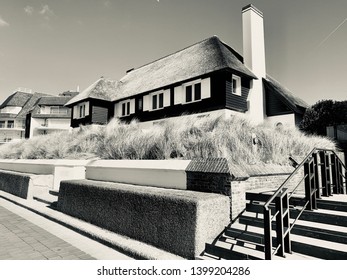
{"left": 242, "top": 4, "right": 266, "bottom": 123}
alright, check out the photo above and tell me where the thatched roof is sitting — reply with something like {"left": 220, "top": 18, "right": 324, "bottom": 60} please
{"left": 0, "top": 91, "right": 32, "bottom": 109}
{"left": 65, "top": 78, "right": 118, "bottom": 106}
{"left": 263, "top": 75, "right": 308, "bottom": 114}
{"left": 66, "top": 36, "right": 257, "bottom": 105}
{"left": 113, "top": 36, "right": 257, "bottom": 101}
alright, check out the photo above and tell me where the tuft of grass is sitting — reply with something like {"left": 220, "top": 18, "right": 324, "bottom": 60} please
{"left": 0, "top": 114, "right": 337, "bottom": 166}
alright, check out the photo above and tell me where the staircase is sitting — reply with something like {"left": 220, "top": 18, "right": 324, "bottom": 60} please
{"left": 200, "top": 148, "right": 347, "bottom": 260}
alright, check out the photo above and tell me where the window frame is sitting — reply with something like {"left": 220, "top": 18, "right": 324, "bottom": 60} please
{"left": 7, "top": 120, "right": 14, "bottom": 128}
{"left": 120, "top": 100, "right": 131, "bottom": 117}
{"left": 231, "top": 74, "right": 242, "bottom": 96}
{"left": 150, "top": 91, "right": 164, "bottom": 111}
{"left": 183, "top": 80, "right": 202, "bottom": 104}
{"left": 79, "top": 104, "right": 86, "bottom": 118}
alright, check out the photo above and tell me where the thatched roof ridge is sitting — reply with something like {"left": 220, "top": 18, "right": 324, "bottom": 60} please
{"left": 65, "top": 78, "right": 118, "bottom": 106}
{"left": 113, "top": 36, "right": 257, "bottom": 101}
{"left": 263, "top": 75, "right": 308, "bottom": 113}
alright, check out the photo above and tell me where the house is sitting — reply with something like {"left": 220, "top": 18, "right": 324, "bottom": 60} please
{"left": 0, "top": 89, "right": 50, "bottom": 144}
{"left": 65, "top": 78, "right": 117, "bottom": 127}
{"left": 66, "top": 4, "right": 308, "bottom": 128}
{"left": 25, "top": 91, "right": 78, "bottom": 138}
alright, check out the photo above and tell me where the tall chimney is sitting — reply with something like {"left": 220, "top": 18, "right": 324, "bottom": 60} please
{"left": 242, "top": 4, "right": 266, "bottom": 123}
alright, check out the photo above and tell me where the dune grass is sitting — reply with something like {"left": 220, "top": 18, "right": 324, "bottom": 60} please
{"left": 0, "top": 114, "right": 337, "bottom": 166}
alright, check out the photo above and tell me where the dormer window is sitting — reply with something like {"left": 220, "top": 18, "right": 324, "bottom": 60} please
{"left": 232, "top": 75, "right": 241, "bottom": 96}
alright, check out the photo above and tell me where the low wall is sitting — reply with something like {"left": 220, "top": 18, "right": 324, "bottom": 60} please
{"left": 57, "top": 179, "right": 230, "bottom": 259}
{"left": 86, "top": 160, "right": 190, "bottom": 190}
{"left": 0, "top": 159, "right": 88, "bottom": 191}
{"left": 0, "top": 169, "right": 53, "bottom": 199}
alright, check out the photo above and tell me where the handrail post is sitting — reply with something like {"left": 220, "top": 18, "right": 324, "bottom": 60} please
{"left": 275, "top": 189, "right": 291, "bottom": 257}
{"left": 326, "top": 152, "right": 332, "bottom": 196}
{"left": 331, "top": 154, "right": 339, "bottom": 194}
{"left": 337, "top": 160, "right": 343, "bottom": 194}
{"left": 263, "top": 208, "right": 272, "bottom": 260}
{"left": 319, "top": 151, "right": 328, "bottom": 197}
{"left": 313, "top": 152, "right": 320, "bottom": 199}
{"left": 304, "top": 157, "right": 317, "bottom": 210}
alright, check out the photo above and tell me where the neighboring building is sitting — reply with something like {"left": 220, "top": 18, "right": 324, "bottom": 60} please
{"left": 66, "top": 4, "right": 308, "bottom": 128}
{"left": 0, "top": 89, "right": 51, "bottom": 144}
{"left": 25, "top": 91, "right": 78, "bottom": 138}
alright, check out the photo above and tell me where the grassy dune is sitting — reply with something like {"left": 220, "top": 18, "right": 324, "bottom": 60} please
{"left": 0, "top": 115, "right": 336, "bottom": 166}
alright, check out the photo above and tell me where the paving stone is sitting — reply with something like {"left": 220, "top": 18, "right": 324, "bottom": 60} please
{"left": 0, "top": 205, "right": 94, "bottom": 260}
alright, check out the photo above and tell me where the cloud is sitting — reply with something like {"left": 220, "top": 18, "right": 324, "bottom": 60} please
{"left": 39, "top": 4, "right": 54, "bottom": 20}
{"left": 0, "top": 16, "right": 9, "bottom": 27}
{"left": 24, "top": 5, "right": 34, "bottom": 15}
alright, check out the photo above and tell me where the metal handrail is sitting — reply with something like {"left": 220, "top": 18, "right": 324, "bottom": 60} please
{"left": 264, "top": 148, "right": 345, "bottom": 211}
{"left": 263, "top": 147, "right": 346, "bottom": 259}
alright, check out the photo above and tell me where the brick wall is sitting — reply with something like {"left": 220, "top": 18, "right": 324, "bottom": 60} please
{"left": 185, "top": 158, "right": 305, "bottom": 220}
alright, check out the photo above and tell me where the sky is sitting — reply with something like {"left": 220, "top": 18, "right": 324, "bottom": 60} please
{"left": 0, "top": 0, "right": 346, "bottom": 105}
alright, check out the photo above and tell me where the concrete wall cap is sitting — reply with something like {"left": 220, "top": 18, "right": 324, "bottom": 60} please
{"left": 86, "top": 160, "right": 191, "bottom": 171}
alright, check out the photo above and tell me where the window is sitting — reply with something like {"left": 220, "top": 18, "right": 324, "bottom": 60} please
{"left": 0, "top": 121, "right": 5, "bottom": 128}
{"left": 184, "top": 82, "right": 202, "bottom": 103}
{"left": 152, "top": 92, "right": 164, "bottom": 110}
{"left": 231, "top": 75, "right": 241, "bottom": 96}
{"left": 7, "top": 120, "right": 14, "bottom": 128}
{"left": 50, "top": 106, "right": 68, "bottom": 115}
{"left": 121, "top": 101, "right": 131, "bottom": 116}
{"left": 79, "top": 104, "right": 86, "bottom": 118}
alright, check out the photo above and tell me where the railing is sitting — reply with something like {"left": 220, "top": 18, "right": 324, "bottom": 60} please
{"left": 263, "top": 148, "right": 347, "bottom": 260}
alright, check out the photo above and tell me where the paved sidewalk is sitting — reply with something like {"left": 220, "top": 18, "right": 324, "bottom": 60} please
{"left": 0, "top": 198, "right": 132, "bottom": 260}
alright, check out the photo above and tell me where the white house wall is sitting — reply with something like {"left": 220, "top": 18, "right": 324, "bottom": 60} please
{"left": 265, "top": 113, "right": 296, "bottom": 128}
{"left": 0, "top": 106, "right": 22, "bottom": 114}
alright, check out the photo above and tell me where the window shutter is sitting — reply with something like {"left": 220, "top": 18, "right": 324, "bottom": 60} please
{"left": 130, "top": 99, "right": 135, "bottom": 114}
{"left": 73, "top": 106, "right": 78, "bottom": 119}
{"left": 114, "top": 103, "right": 121, "bottom": 117}
{"left": 164, "top": 89, "right": 170, "bottom": 107}
{"left": 85, "top": 102, "right": 90, "bottom": 116}
{"left": 143, "top": 95, "right": 150, "bottom": 111}
{"left": 174, "top": 85, "right": 183, "bottom": 105}
{"left": 201, "top": 78, "right": 211, "bottom": 99}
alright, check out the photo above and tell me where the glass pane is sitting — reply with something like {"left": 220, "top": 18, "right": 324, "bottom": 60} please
{"left": 7, "top": 121, "right": 14, "bottom": 128}
{"left": 127, "top": 102, "right": 130, "bottom": 115}
{"left": 232, "top": 78, "right": 237, "bottom": 94}
{"left": 186, "top": 85, "right": 192, "bottom": 102}
{"left": 152, "top": 95, "right": 157, "bottom": 110}
{"left": 122, "top": 103, "right": 126, "bottom": 116}
{"left": 194, "top": 83, "right": 201, "bottom": 100}
{"left": 159, "top": 93, "right": 164, "bottom": 108}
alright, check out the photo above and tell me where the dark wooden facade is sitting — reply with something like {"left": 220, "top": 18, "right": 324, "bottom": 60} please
{"left": 117, "top": 70, "right": 251, "bottom": 124}
{"left": 70, "top": 99, "right": 114, "bottom": 128}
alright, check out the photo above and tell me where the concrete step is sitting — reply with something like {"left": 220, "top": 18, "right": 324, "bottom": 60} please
{"left": 290, "top": 196, "right": 347, "bottom": 212}
{"left": 204, "top": 240, "right": 263, "bottom": 260}
{"left": 33, "top": 192, "right": 58, "bottom": 206}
